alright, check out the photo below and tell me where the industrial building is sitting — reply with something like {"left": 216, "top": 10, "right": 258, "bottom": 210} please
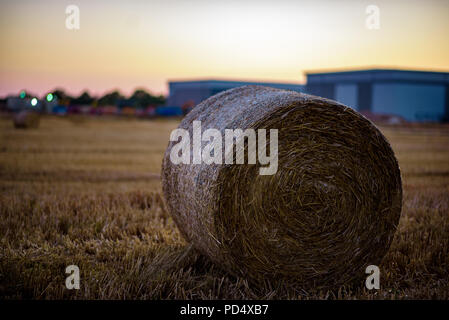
{"left": 306, "top": 69, "right": 449, "bottom": 122}
{"left": 166, "top": 80, "right": 305, "bottom": 109}
{"left": 167, "top": 69, "right": 449, "bottom": 122}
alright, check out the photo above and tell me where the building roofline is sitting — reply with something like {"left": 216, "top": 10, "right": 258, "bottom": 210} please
{"left": 304, "top": 66, "right": 449, "bottom": 76}
{"left": 168, "top": 78, "right": 304, "bottom": 86}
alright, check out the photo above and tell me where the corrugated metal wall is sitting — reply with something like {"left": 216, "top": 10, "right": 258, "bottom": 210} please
{"left": 372, "top": 83, "right": 446, "bottom": 121}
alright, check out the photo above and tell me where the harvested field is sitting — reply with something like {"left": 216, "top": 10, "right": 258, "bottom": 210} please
{"left": 0, "top": 114, "right": 448, "bottom": 299}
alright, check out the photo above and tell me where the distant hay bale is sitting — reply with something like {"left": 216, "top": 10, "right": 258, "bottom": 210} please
{"left": 161, "top": 85, "right": 402, "bottom": 289}
{"left": 13, "top": 110, "right": 40, "bottom": 129}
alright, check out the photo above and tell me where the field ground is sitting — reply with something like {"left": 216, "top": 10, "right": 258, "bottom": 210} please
{"left": 0, "top": 114, "right": 448, "bottom": 299}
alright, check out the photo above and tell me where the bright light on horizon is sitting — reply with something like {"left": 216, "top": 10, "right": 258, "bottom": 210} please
{"left": 0, "top": 0, "right": 448, "bottom": 98}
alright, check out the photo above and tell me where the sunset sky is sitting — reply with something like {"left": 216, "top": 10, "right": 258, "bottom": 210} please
{"left": 1, "top": 0, "right": 448, "bottom": 98}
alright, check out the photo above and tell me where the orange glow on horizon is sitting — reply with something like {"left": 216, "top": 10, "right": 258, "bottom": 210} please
{"left": 1, "top": 0, "right": 448, "bottom": 98}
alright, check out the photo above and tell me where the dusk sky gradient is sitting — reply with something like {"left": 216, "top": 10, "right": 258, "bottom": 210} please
{"left": 1, "top": 0, "right": 448, "bottom": 97}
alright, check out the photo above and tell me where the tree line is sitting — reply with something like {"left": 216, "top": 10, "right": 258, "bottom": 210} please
{"left": 52, "top": 88, "right": 165, "bottom": 107}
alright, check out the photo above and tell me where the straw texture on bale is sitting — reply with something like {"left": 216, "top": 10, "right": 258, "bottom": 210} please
{"left": 13, "top": 110, "right": 40, "bottom": 129}
{"left": 161, "top": 86, "right": 402, "bottom": 289}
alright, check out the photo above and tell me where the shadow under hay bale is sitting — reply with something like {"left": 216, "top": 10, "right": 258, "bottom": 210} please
{"left": 13, "top": 110, "right": 40, "bottom": 129}
{"left": 161, "top": 85, "right": 402, "bottom": 290}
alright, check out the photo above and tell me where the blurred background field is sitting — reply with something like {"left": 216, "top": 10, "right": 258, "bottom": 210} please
{"left": 0, "top": 114, "right": 448, "bottom": 299}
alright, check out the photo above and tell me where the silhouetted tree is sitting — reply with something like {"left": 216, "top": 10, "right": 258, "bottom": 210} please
{"left": 53, "top": 89, "right": 73, "bottom": 101}
{"left": 98, "top": 90, "right": 124, "bottom": 106}
{"left": 72, "top": 91, "right": 94, "bottom": 105}
{"left": 129, "top": 88, "right": 165, "bottom": 107}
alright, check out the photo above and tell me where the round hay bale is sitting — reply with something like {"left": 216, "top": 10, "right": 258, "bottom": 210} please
{"left": 161, "top": 85, "right": 402, "bottom": 289}
{"left": 13, "top": 110, "right": 40, "bottom": 129}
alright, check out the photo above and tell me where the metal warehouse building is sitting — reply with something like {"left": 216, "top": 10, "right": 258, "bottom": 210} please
{"left": 306, "top": 69, "right": 449, "bottom": 122}
{"left": 166, "top": 69, "right": 449, "bottom": 122}
{"left": 166, "top": 80, "right": 304, "bottom": 108}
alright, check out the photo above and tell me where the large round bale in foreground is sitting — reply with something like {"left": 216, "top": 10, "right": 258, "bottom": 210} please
{"left": 13, "top": 110, "right": 40, "bottom": 129}
{"left": 162, "top": 86, "right": 402, "bottom": 289}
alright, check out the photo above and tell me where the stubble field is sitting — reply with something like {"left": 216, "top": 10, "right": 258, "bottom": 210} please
{"left": 0, "top": 114, "right": 448, "bottom": 299}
